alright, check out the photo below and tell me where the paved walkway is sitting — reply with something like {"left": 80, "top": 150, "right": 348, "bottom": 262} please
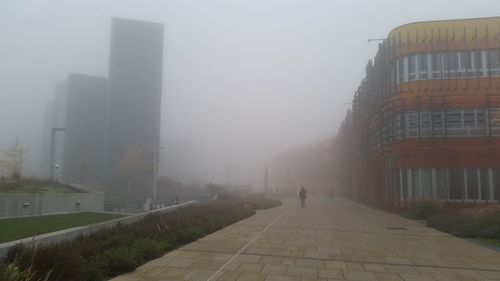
{"left": 113, "top": 197, "right": 500, "bottom": 281}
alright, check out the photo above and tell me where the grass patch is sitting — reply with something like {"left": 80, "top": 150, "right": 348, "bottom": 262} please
{"left": 0, "top": 213, "right": 126, "bottom": 243}
{"left": 479, "top": 239, "right": 500, "bottom": 248}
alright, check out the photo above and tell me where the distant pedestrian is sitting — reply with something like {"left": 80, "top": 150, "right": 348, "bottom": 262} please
{"left": 299, "top": 187, "right": 307, "bottom": 208}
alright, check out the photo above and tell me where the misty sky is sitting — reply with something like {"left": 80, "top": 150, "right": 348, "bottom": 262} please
{"left": 1, "top": 0, "right": 500, "bottom": 187}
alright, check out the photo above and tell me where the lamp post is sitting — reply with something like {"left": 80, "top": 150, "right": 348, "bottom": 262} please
{"left": 152, "top": 145, "right": 163, "bottom": 208}
{"left": 50, "top": 128, "right": 66, "bottom": 181}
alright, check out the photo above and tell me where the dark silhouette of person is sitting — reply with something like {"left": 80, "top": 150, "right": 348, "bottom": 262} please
{"left": 299, "top": 187, "right": 307, "bottom": 208}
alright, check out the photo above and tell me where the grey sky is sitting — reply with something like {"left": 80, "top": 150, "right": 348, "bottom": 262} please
{"left": 1, "top": 0, "right": 499, "bottom": 187}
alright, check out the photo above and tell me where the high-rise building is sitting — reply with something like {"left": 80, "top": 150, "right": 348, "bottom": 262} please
{"left": 104, "top": 18, "right": 164, "bottom": 195}
{"left": 62, "top": 74, "right": 108, "bottom": 185}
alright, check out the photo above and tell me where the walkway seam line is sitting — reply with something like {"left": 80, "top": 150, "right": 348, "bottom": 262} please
{"left": 206, "top": 208, "right": 288, "bottom": 281}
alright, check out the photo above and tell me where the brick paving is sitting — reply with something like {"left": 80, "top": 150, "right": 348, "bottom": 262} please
{"left": 112, "top": 197, "right": 500, "bottom": 281}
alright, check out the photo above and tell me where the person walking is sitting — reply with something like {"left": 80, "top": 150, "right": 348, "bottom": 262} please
{"left": 299, "top": 187, "right": 307, "bottom": 208}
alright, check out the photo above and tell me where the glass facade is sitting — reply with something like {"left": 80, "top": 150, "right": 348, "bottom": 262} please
{"left": 398, "top": 168, "right": 499, "bottom": 202}
{"left": 393, "top": 50, "right": 500, "bottom": 84}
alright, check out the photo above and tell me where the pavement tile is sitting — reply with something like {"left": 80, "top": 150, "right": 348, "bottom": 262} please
{"left": 325, "top": 261, "right": 349, "bottom": 270}
{"left": 237, "top": 262, "right": 263, "bottom": 273}
{"left": 318, "top": 269, "right": 343, "bottom": 279}
{"left": 235, "top": 254, "right": 262, "bottom": 263}
{"left": 215, "top": 271, "right": 242, "bottom": 281}
{"left": 373, "top": 272, "right": 404, "bottom": 281}
{"left": 236, "top": 272, "right": 267, "bottom": 281}
{"left": 262, "top": 264, "right": 288, "bottom": 275}
{"left": 296, "top": 258, "right": 325, "bottom": 269}
{"left": 362, "top": 264, "right": 387, "bottom": 273}
{"left": 265, "top": 275, "right": 301, "bottom": 281}
{"left": 342, "top": 270, "right": 377, "bottom": 281}
{"left": 286, "top": 265, "right": 319, "bottom": 277}
{"left": 261, "top": 256, "right": 284, "bottom": 265}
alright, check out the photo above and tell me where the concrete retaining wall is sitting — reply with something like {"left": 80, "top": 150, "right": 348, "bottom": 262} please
{"left": 0, "top": 201, "right": 198, "bottom": 258}
{"left": 0, "top": 192, "right": 104, "bottom": 218}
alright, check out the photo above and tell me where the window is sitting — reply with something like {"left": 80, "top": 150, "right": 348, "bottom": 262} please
{"left": 473, "top": 109, "right": 487, "bottom": 136}
{"left": 466, "top": 168, "right": 478, "bottom": 200}
{"left": 405, "top": 112, "right": 419, "bottom": 137}
{"left": 463, "top": 109, "right": 475, "bottom": 128}
{"left": 436, "top": 168, "right": 448, "bottom": 200}
{"left": 391, "top": 62, "right": 396, "bottom": 86}
{"left": 398, "top": 59, "right": 404, "bottom": 84}
{"left": 449, "top": 168, "right": 465, "bottom": 200}
{"left": 448, "top": 52, "right": 458, "bottom": 79}
{"left": 419, "top": 111, "right": 432, "bottom": 137}
{"left": 431, "top": 53, "right": 442, "bottom": 79}
{"left": 421, "top": 168, "right": 433, "bottom": 198}
{"left": 457, "top": 51, "right": 470, "bottom": 78}
{"left": 418, "top": 54, "right": 428, "bottom": 80}
{"left": 394, "top": 113, "right": 404, "bottom": 139}
{"left": 432, "top": 111, "right": 444, "bottom": 137}
{"left": 480, "top": 168, "right": 490, "bottom": 201}
{"left": 402, "top": 56, "right": 409, "bottom": 82}
{"left": 494, "top": 168, "right": 500, "bottom": 201}
{"left": 488, "top": 49, "right": 500, "bottom": 76}
{"left": 490, "top": 108, "right": 500, "bottom": 136}
{"left": 445, "top": 109, "right": 463, "bottom": 136}
{"left": 412, "top": 168, "right": 422, "bottom": 199}
{"left": 400, "top": 169, "right": 409, "bottom": 200}
{"left": 469, "top": 51, "right": 482, "bottom": 78}
{"left": 442, "top": 52, "right": 450, "bottom": 79}
{"left": 409, "top": 54, "right": 418, "bottom": 81}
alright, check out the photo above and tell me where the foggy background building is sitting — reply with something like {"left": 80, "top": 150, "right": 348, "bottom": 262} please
{"left": 40, "top": 83, "right": 67, "bottom": 180}
{"left": 62, "top": 73, "right": 107, "bottom": 185}
{"left": 104, "top": 18, "right": 164, "bottom": 195}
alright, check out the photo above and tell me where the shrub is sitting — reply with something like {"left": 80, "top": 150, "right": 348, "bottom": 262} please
{"left": 3, "top": 198, "right": 268, "bottom": 281}
{"left": 6, "top": 244, "right": 91, "bottom": 281}
{"left": 0, "top": 259, "right": 51, "bottom": 281}
{"left": 131, "top": 238, "right": 170, "bottom": 260}
{"left": 404, "top": 199, "right": 442, "bottom": 220}
{"left": 428, "top": 213, "right": 500, "bottom": 239}
{"left": 177, "top": 226, "right": 203, "bottom": 244}
{"left": 94, "top": 247, "right": 139, "bottom": 277}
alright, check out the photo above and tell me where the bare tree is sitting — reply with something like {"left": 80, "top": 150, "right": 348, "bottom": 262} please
{"left": 0, "top": 139, "right": 28, "bottom": 181}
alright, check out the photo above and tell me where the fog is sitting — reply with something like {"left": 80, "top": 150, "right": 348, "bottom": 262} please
{"left": 1, "top": 0, "right": 499, "bottom": 189}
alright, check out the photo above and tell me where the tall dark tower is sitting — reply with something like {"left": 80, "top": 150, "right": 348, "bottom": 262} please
{"left": 105, "top": 18, "right": 164, "bottom": 195}
{"left": 62, "top": 74, "right": 108, "bottom": 185}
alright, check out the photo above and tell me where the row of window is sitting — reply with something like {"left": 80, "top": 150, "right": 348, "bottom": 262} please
{"left": 392, "top": 49, "right": 500, "bottom": 84}
{"left": 394, "top": 108, "right": 500, "bottom": 138}
{"left": 366, "top": 108, "right": 500, "bottom": 152}
{"left": 398, "top": 168, "right": 500, "bottom": 202}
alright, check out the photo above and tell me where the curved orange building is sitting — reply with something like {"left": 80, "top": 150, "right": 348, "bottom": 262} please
{"left": 335, "top": 17, "right": 500, "bottom": 209}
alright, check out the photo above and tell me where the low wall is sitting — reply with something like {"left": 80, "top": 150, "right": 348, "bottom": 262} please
{"left": 0, "top": 201, "right": 198, "bottom": 258}
{"left": 0, "top": 192, "right": 104, "bottom": 218}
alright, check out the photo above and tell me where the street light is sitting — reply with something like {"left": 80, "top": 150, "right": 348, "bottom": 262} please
{"left": 152, "top": 145, "right": 163, "bottom": 208}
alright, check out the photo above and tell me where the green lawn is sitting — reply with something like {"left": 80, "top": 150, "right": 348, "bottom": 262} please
{"left": 480, "top": 239, "right": 500, "bottom": 248}
{"left": 0, "top": 212, "right": 126, "bottom": 243}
